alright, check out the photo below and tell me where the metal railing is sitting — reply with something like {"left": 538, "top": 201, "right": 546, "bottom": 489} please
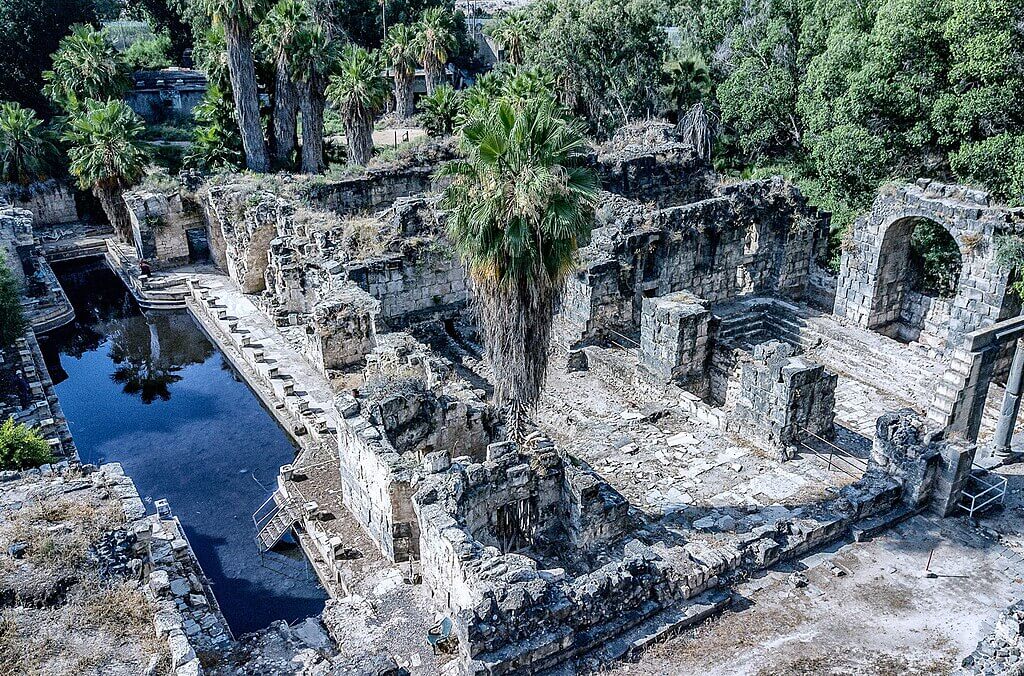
{"left": 959, "top": 467, "right": 1008, "bottom": 518}
{"left": 799, "top": 427, "right": 868, "bottom": 479}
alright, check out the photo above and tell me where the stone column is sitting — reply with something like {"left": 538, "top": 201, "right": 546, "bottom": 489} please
{"left": 993, "top": 338, "right": 1024, "bottom": 457}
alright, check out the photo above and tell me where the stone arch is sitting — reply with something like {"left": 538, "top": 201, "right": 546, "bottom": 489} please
{"left": 834, "top": 180, "right": 1019, "bottom": 353}
{"left": 864, "top": 215, "right": 964, "bottom": 348}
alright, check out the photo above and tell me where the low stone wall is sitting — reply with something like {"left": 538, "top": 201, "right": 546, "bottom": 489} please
{"left": 413, "top": 432, "right": 903, "bottom": 675}
{"left": 898, "top": 290, "right": 953, "bottom": 351}
{"left": 0, "top": 181, "right": 78, "bottom": 226}
{"left": 0, "top": 331, "right": 76, "bottom": 458}
{"left": 639, "top": 291, "right": 711, "bottom": 393}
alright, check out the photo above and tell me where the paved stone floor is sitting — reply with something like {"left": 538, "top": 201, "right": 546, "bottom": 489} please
{"left": 606, "top": 461, "right": 1024, "bottom": 675}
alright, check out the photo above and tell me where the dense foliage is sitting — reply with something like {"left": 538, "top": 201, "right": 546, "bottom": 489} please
{"left": 0, "top": 103, "right": 57, "bottom": 184}
{"left": 43, "top": 24, "right": 130, "bottom": 113}
{"left": 0, "top": 418, "right": 54, "bottom": 471}
{"left": 0, "top": 258, "right": 25, "bottom": 348}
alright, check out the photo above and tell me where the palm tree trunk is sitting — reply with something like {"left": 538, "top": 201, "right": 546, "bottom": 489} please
{"left": 224, "top": 20, "right": 270, "bottom": 173}
{"left": 94, "top": 184, "right": 133, "bottom": 245}
{"left": 394, "top": 72, "right": 414, "bottom": 119}
{"left": 297, "top": 79, "right": 325, "bottom": 174}
{"left": 424, "top": 58, "right": 440, "bottom": 96}
{"left": 345, "top": 113, "right": 374, "bottom": 166}
{"left": 271, "top": 56, "right": 298, "bottom": 169}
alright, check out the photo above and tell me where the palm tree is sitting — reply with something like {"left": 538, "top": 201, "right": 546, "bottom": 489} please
{"left": 383, "top": 23, "right": 418, "bottom": 120}
{"left": 259, "top": 0, "right": 309, "bottom": 169}
{"left": 326, "top": 46, "right": 389, "bottom": 167}
{"left": 661, "top": 53, "right": 712, "bottom": 122}
{"left": 64, "top": 100, "right": 148, "bottom": 245}
{"left": 43, "top": 25, "right": 129, "bottom": 113}
{"left": 485, "top": 10, "right": 530, "bottom": 65}
{"left": 196, "top": 0, "right": 270, "bottom": 172}
{"left": 439, "top": 100, "right": 599, "bottom": 442}
{"left": 292, "top": 21, "right": 338, "bottom": 174}
{"left": 0, "top": 103, "right": 56, "bottom": 184}
{"left": 415, "top": 7, "right": 457, "bottom": 96}
{"left": 680, "top": 101, "right": 718, "bottom": 163}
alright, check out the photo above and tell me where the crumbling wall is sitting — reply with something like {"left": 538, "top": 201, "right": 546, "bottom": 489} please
{"left": 124, "top": 190, "right": 207, "bottom": 269}
{"left": 302, "top": 287, "right": 380, "bottom": 372}
{"left": 201, "top": 183, "right": 285, "bottom": 293}
{"left": 346, "top": 245, "right": 468, "bottom": 324}
{"left": 728, "top": 340, "right": 837, "bottom": 458}
{"left": 869, "top": 409, "right": 943, "bottom": 508}
{"left": 560, "top": 178, "right": 826, "bottom": 346}
{"left": 0, "top": 202, "right": 34, "bottom": 285}
{"left": 0, "top": 180, "right": 78, "bottom": 225}
{"left": 960, "top": 599, "right": 1024, "bottom": 675}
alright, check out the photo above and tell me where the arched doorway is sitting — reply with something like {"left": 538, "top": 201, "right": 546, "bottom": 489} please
{"left": 868, "top": 217, "right": 963, "bottom": 348}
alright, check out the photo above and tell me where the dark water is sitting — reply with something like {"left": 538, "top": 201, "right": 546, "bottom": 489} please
{"left": 39, "top": 259, "right": 327, "bottom": 635}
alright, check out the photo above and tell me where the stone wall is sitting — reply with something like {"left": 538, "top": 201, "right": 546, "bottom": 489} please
{"left": 834, "top": 180, "right": 1024, "bottom": 353}
{"left": 897, "top": 290, "right": 953, "bottom": 351}
{"left": 346, "top": 245, "right": 468, "bottom": 325}
{"left": 593, "top": 123, "right": 715, "bottom": 207}
{"left": 302, "top": 286, "right": 380, "bottom": 372}
{"left": 0, "top": 181, "right": 78, "bottom": 226}
{"left": 728, "top": 340, "right": 838, "bottom": 458}
{"left": 960, "top": 599, "right": 1024, "bottom": 675}
{"left": 558, "top": 178, "right": 826, "bottom": 347}
{"left": 201, "top": 184, "right": 284, "bottom": 292}
{"left": 639, "top": 291, "right": 711, "bottom": 393}
{"left": 413, "top": 432, "right": 904, "bottom": 675}
{"left": 124, "top": 190, "right": 208, "bottom": 269}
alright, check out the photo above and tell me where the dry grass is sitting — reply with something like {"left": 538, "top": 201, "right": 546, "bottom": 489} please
{"left": 0, "top": 493, "right": 169, "bottom": 676}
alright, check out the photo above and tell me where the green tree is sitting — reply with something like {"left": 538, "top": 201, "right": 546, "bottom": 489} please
{"left": 415, "top": 7, "right": 457, "bottom": 95}
{"left": 186, "top": 84, "right": 243, "bottom": 170}
{"left": 485, "top": 9, "right": 530, "bottom": 65}
{"left": 196, "top": 0, "right": 271, "bottom": 172}
{"left": 0, "top": 258, "right": 25, "bottom": 348}
{"left": 0, "top": 103, "right": 56, "bottom": 184}
{"left": 43, "top": 24, "right": 130, "bottom": 113}
{"left": 326, "top": 45, "right": 389, "bottom": 166}
{"left": 439, "top": 99, "right": 599, "bottom": 440}
{"left": 938, "top": 0, "right": 1024, "bottom": 203}
{"left": 0, "top": 0, "right": 97, "bottom": 114}
{"left": 0, "top": 419, "right": 54, "bottom": 471}
{"left": 383, "top": 23, "right": 419, "bottom": 119}
{"left": 259, "top": 0, "right": 309, "bottom": 168}
{"left": 64, "top": 100, "right": 148, "bottom": 244}
{"left": 513, "top": 0, "right": 668, "bottom": 135}
{"left": 660, "top": 53, "right": 712, "bottom": 122}
{"left": 121, "top": 31, "right": 174, "bottom": 71}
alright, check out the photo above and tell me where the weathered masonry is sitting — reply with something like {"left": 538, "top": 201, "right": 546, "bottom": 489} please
{"left": 834, "top": 180, "right": 1023, "bottom": 354}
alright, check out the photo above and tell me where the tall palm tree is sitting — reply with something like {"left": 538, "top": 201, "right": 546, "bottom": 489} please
{"left": 326, "top": 46, "right": 389, "bottom": 167}
{"left": 64, "top": 100, "right": 148, "bottom": 245}
{"left": 485, "top": 10, "right": 530, "bottom": 65}
{"left": 292, "top": 21, "right": 338, "bottom": 174}
{"left": 43, "top": 25, "right": 129, "bottom": 113}
{"left": 414, "top": 7, "right": 457, "bottom": 96}
{"left": 439, "top": 100, "right": 599, "bottom": 442}
{"left": 383, "top": 23, "right": 418, "bottom": 120}
{"left": 0, "top": 103, "right": 56, "bottom": 184}
{"left": 259, "top": 0, "right": 309, "bottom": 169}
{"left": 197, "top": 0, "right": 270, "bottom": 172}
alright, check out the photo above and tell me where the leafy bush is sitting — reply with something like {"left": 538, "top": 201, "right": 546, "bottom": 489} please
{"left": 419, "top": 85, "right": 462, "bottom": 137}
{"left": 122, "top": 32, "right": 173, "bottom": 71}
{"left": 0, "top": 258, "right": 25, "bottom": 348}
{"left": 0, "top": 418, "right": 54, "bottom": 470}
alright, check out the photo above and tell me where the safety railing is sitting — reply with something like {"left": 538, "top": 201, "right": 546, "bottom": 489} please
{"left": 959, "top": 467, "right": 1007, "bottom": 518}
{"left": 798, "top": 427, "right": 869, "bottom": 479}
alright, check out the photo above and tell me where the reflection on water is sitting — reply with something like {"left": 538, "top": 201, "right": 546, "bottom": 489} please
{"left": 40, "top": 259, "right": 327, "bottom": 635}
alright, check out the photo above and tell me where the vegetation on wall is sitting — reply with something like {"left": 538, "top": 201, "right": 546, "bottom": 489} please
{"left": 0, "top": 258, "right": 25, "bottom": 348}
{"left": 0, "top": 418, "right": 54, "bottom": 471}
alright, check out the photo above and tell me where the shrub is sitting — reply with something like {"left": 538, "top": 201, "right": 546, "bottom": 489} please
{"left": 121, "top": 32, "right": 173, "bottom": 71}
{"left": 0, "top": 259, "right": 25, "bottom": 348}
{"left": 0, "top": 418, "right": 54, "bottom": 470}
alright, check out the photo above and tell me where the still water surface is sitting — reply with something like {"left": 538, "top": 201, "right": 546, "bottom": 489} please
{"left": 40, "top": 259, "right": 327, "bottom": 635}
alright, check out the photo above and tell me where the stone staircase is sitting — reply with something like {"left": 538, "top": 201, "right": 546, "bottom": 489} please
{"left": 104, "top": 240, "right": 190, "bottom": 310}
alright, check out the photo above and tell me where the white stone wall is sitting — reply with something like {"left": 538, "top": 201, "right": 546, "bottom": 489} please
{"left": 0, "top": 181, "right": 78, "bottom": 225}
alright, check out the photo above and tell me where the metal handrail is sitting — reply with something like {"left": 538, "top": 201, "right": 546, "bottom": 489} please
{"left": 959, "top": 467, "right": 1007, "bottom": 518}
{"left": 799, "top": 427, "right": 868, "bottom": 479}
